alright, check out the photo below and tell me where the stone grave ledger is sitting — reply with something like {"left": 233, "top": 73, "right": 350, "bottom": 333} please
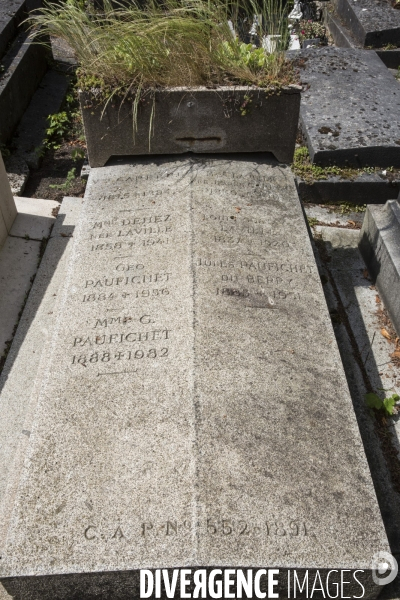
{"left": 0, "top": 157, "right": 389, "bottom": 598}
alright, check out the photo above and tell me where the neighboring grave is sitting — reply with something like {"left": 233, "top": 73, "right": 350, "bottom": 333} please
{"left": 332, "top": 0, "right": 400, "bottom": 47}
{"left": 359, "top": 199, "right": 400, "bottom": 336}
{"left": 0, "top": 0, "right": 48, "bottom": 146}
{"left": 0, "top": 156, "right": 390, "bottom": 598}
{"left": 296, "top": 47, "right": 400, "bottom": 168}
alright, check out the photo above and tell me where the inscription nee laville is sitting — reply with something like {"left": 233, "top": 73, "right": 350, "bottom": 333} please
{"left": 87, "top": 213, "right": 172, "bottom": 247}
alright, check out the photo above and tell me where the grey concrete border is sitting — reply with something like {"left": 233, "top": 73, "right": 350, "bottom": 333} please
{"left": 296, "top": 175, "right": 400, "bottom": 205}
{"left": 359, "top": 200, "right": 400, "bottom": 336}
{"left": 0, "top": 0, "right": 26, "bottom": 59}
{"left": 0, "top": 30, "right": 48, "bottom": 145}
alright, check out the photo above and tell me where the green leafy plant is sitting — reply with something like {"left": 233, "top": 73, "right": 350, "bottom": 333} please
{"left": 49, "top": 168, "right": 76, "bottom": 191}
{"left": 71, "top": 147, "right": 85, "bottom": 161}
{"left": 307, "top": 216, "right": 318, "bottom": 227}
{"left": 365, "top": 392, "right": 400, "bottom": 416}
{"left": 45, "top": 111, "right": 70, "bottom": 149}
{"left": 339, "top": 202, "right": 366, "bottom": 215}
{"left": 219, "top": 40, "right": 279, "bottom": 72}
{"left": 291, "top": 146, "right": 396, "bottom": 184}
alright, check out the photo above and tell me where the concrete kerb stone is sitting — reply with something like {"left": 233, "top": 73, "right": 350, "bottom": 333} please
{"left": 359, "top": 199, "right": 400, "bottom": 337}
{"left": 11, "top": 197, "right": 59, "bottom": 241}
{"left": 0, "top": 237, "right": 42, "bottom": 357}
{"left": 0, "top": 153, "right": 17, "bottom": 236}
{"left": 12, "top": 70, "right": 69, "bottom": 170}
{"left": 296, "top": 173, "right": 400, "bottom": 205}
{"left": 0, "top": 0, "right": 26, "bottom": 59}
{"left": 0, "top": 152, "right": 17, "bottom": 248}
{"left": 0, "top": 197, "right": 83, "bottom": 561}
{"left": 323, "top": 6, "right": 361, "bottom": 49}
{"left": 309, "top": 223, "right": 400, "bottom": 554}
{"left": 0, "top": 30, "right": 48, "bottom": 146}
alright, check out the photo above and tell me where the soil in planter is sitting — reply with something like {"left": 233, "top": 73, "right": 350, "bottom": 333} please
{"left": 24, "top": 142, "right": 87, "bottom": 202}
{"left": 23, "top": 70, "right": 87, "bottom": 202}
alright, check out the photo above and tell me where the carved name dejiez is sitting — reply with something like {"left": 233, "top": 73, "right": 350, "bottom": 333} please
{"left": 91, "top": 214, "right": 171, "bottom": 229}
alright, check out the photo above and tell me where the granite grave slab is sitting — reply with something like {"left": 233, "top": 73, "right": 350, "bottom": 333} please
{"left": 332, "top": 0, "right": 400, "bottom": 47}
{"left": 296, "top": 48, "right": 400, "bottom": 168}
{"left": 323, "top": 4, "right": 400, "bottom": 68}
{"left": 0, "top": 156, "right": 390, "bottom": 598}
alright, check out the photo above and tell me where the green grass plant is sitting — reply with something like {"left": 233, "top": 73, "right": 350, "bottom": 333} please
{"left": 28, "top": 0, "right": 297, "bottom": 98}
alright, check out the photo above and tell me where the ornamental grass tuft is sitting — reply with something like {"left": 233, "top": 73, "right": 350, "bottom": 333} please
{"left": 28, "top": 0, "right": 298, "bottom": 98}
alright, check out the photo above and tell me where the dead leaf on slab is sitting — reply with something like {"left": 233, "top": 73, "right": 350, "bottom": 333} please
{"left": 391, "top": 351, "right": 400, "bottom": 359}
{"left": 375, "top": 295, "right": 381, "bottom": 304}
{"left": 381, "top": 328, "right": 391, "bottom": 341}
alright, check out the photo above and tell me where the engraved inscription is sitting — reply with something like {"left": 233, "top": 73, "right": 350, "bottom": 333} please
{"left": 82, "top": 289, "right": 170, "bottom": 303}
{"left": 72, "top": 348, "right": 169, "bottom": 367}
{"left": 83, "top": 518, "right": 308, "bottom": 541}
{"left": 84, "top": 272, "right": 172, "bottom": 288}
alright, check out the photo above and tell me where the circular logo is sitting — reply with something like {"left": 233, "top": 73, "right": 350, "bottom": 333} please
{"left": 372, "top": 551, "right": 398, "bottom": 586}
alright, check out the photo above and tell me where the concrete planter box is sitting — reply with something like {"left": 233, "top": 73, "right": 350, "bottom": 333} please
{"left": 79, "top": 86, "right": 301, "bottom": 167}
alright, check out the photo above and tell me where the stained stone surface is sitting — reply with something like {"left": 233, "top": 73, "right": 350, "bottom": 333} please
{"left": 80, "top": 87, "right": 301, "bottom": 168}
{"left": 333, "top": 0, "right": 400, "bottom": 47}
{"left": 0, "top": 0, "right": 25, "bottom": 59}
{"left": 296, "top": 47, "right": 400, "bottom": 167}
{"left": 0, "top": 156, "right": 390, "bottom": 597}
